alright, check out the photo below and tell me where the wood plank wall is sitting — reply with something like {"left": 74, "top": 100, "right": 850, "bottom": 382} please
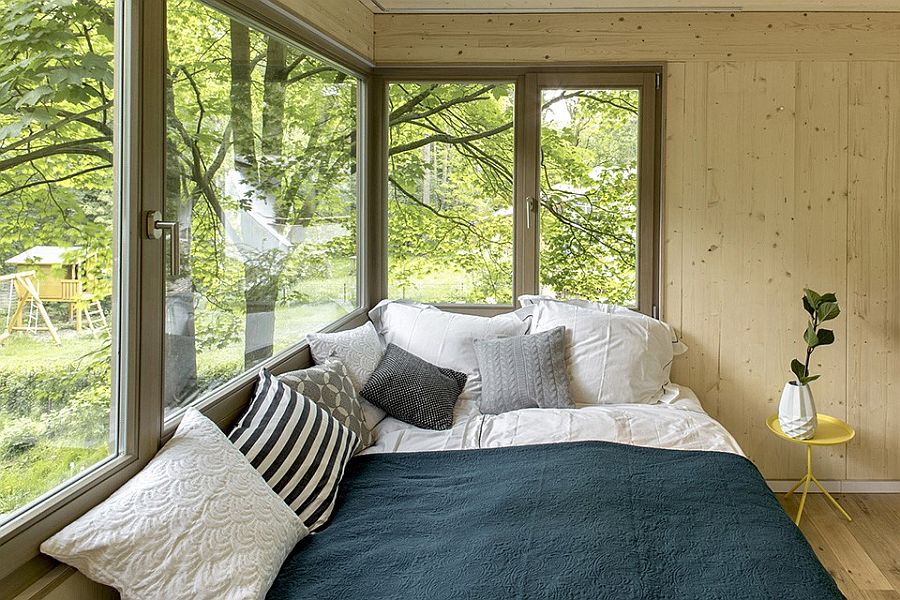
{"left": 374, "top": 13, "right": 900, "bottom": 480}
{"left": 275, "top": 0, "right": 374, "bottom": 60}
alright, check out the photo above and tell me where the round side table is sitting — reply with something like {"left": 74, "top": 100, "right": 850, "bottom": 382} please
{"left": 766, "top": 414, "right": 855, "bottom": 526}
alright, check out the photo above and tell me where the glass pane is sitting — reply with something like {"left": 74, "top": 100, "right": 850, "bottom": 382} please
{"left": 0, "top": 0, "right": 118, "bottom": 519}
{"left": 165, "top": 1, "right": 359, "bottom": 414}
{"left": 539, "top": 88, "right": 640, "bottom": 306}
{"left": 387, "top": 82, "right": 515, "bottom": 305}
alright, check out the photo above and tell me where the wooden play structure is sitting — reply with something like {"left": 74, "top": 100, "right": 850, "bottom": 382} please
{"left": 0, "top": 246, "right": 108, "bottom": 345}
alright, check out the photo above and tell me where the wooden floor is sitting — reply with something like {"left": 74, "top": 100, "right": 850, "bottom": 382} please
{"left": 777, "top": 493, "right": 900, "bottom": 600}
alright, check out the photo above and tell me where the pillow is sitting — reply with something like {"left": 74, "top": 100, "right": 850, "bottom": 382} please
{"left": 474, "top": 326, "right": 573, "bottom": 414}
{"left": 518, "top": 294, "right": 688, "bottom": 356}
{"left": 41, "top": 409, "right": 306, "bottom": 600}
{"left": 368, "top": 300, "right": 529, "bottom": 375}
{"left": 530, "top": 301, "right": 674, "bottom": 406}
{"left": 306, "top": 322, "right": 386, "bottom": 427}
{"left": 229, "top": 370, "right": 358, "bottom": 531}
{"left": 280, "top": 360, "right": 374, "bottom": 452}
{"left": 360, "top": 343, "right": 468, "bottom": 430}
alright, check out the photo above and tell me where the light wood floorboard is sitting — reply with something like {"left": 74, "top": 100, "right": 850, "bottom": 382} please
{"left": 778, "top": 494, "right": 900, "bottom": 599}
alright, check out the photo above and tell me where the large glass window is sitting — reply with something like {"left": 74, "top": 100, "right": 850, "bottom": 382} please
{"left": 0, "top": 0, "right": 120, "bottom": 520}
{"left": 387, "top": 82, "right": 515, "bottom": 305}
{"left": 538, "top": 88, "right": 641, "bottom": 306}
{"left": 164, "top": 0, "right": 361, "bottom": 414}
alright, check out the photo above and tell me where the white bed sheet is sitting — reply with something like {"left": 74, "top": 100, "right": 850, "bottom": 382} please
{"left": 360, "top": 380, "right": 743, "bottom": 456}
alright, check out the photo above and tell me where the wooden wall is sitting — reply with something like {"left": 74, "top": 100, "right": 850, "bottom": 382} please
{"left": 374, "top": 13, "right": 900, "bottom": 481}
{"left": 276, "top": 0, "right": 374, "bottom": 60}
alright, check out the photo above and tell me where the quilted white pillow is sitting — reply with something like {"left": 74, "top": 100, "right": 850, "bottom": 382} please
{"left": 41, "top": 409, "right": 306, "bottom": 600}
{"left": 368, "top": 300, "right": 530, "bottom": 376}
{"left": 307, "top": 321, "right": 386, "bottom": 426}
{"left": 530, "top": 301, "right": 674, "bottom": 406}
{"left": 518, "top": 295, "right": 688, "bottom": 355}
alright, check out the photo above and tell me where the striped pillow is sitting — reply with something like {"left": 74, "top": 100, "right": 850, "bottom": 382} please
{"left": 229, "top": 369, "right": 358, "bottom": 532}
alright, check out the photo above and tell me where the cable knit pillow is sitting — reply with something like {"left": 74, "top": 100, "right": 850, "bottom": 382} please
{"left": 280, "top": 360, "right": 374, "bottom": 452}
{"left": 361, "top": 344, "right": 468, "bottom": 430}
{"left": 307, "top": 322, "right": 386, "bottom": 427}
{"left": 41, "top": 409, "right": 306, "bottom": 600}
{"left": 474, "top": 326, "right": 572, "bottom": 414}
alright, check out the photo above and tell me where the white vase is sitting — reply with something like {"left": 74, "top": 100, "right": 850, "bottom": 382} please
{"left": 778, "top": 382, "right": 818, "bottom": 440}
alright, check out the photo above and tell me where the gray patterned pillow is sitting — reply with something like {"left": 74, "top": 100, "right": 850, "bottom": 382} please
{"left": 280, "top": 361, "right": 374, "bottom": 451}
{"left": 474, "top": 326, "right": 573, "bottom": 414}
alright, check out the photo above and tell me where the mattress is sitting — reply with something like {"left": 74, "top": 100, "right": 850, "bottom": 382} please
{"left": 269, "top": 441, "right": 843, "bottom": 600}
{"left": 361, "top": 380, "right": 743, "bottom": 456}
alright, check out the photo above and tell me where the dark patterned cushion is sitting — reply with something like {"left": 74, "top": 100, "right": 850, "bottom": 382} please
{"left": 474, "top": 326, "right": 573, "bottom": 414}
{"left": 360, "top": 344, "right": 467, "bottom": 431}
{"left": 280, "top": 360, "right": 374, "bottom": 452}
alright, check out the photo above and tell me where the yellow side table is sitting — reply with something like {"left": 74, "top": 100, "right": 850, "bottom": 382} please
{"left": 766, "top": 414, "right": 855, "bottom": 526}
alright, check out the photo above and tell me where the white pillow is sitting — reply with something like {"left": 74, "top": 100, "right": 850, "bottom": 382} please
{"left": 307, "top": 321, "right": 386, "bottom": 426}
{"left": 530, "top": 301, "right": 674, "bottom": 406}
{"left": 517, "top": 294, "right": 688, "bottom": 356}
{"left": 42, "top": 409, "right": 306, "bottom": 600}
{"left": 368, "top": 300, "right": 530, "bottom": 376}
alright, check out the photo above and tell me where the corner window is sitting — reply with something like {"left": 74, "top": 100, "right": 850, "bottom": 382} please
{"left": 0, "top": 0, "right": 122, "bottom": 522}
{"left": 164, "top": 1, "right": 363, "bottom": 414}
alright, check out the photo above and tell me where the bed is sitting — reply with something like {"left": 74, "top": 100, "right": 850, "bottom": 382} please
{"left": 267, "top": 380, "right": 844, "bottom": 600}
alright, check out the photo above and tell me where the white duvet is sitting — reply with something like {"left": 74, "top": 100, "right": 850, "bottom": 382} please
{"left": 360, "top": 380, "right": 744, "bottom": 457}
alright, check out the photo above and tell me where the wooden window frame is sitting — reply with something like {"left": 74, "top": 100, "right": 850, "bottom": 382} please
{"left": 0, "top": 0, "right": 376, "bottom": 596}
{"left": 374, "top": 65, "right": 663, "bottom": 316}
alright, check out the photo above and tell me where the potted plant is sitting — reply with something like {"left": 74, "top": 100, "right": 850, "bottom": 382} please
{"left": 779, "top": 289, "right": 841, "bottom": 439}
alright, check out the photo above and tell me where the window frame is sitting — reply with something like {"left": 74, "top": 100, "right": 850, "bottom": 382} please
{"left": 0, "top": 0, "right": 376, "bottom": 593}
{"left": 374, "top": 66, "right": 663, "bottom": 316}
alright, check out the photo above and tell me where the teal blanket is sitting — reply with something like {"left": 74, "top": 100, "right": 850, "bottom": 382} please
{"left": 269, "top": 441, "right": 843, "bottom": 600}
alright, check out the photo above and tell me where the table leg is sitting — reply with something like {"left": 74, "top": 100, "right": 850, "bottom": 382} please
{"left": 784, "top": 476, "right": 807, "bottom": 497}
{"left": 810, "top": 474, "right": 853, "bottom": 522}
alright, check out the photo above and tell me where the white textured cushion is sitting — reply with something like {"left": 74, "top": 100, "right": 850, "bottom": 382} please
{"left": 368, "top": 300, "right": 530, "bottom": 376}
{"left": 307, "top": 322, "right": 386, "bottom": 426}
{"left": 518, "top": 295, "right": 688, "bottom": 356}
{"left": 41, "top": 409, "right": 306, "bottom": 600}
{"left": 530, "top": 301, "right": 674, "bottom": 406}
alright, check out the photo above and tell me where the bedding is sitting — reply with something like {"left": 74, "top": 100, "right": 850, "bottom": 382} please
{"left": 269, "top": 440, "right": 843, "bottom": 600}
{"left": 368, "top": 299, "right": 529, "bottom": 375}
{"left": 363, "top": 383, "right": 743, "bottom": 456}
{"left": 530, "top": 300, "right": 674, "bottom": 406}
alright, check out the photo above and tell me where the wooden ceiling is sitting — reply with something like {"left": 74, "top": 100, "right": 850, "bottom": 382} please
{"left": 360, "top": 0, "right": 900, "bottom": 12}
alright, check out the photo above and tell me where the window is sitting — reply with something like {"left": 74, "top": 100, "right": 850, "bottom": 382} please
{"left": 382, "top": 71, "right": 660, "bottom": 313}
{"left": 387, "top": 82, "right": 515, "bottom": 305}
{"left": 164, "top": 0, "right": 362, "bottom": 414}
{"left": 0, "top": 0, "right": 121, "bottom": 522}
{"left": 538, "top": 86, "right": 641, "bottom": 307}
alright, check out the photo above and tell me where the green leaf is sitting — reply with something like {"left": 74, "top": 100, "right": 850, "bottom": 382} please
{"left": 817, "top": 328, "right": 835, "bottom": 346}
{"left": 804, "top": 322, "right": 820, "bottom": 348}
{"left": 791, "top": 358, "right": 807, "bottom": 381}
{"left": 802, "top": 295, "right": 815, "bottom": 317}
{"left": 817, "top": 301, "right": 840, "bottom": 322}
{"left": 804, "top": 288, "right": 822, "bottom": 310}
{"left": 819, "top": 292, "right": 837, "bottom": 303}
{"left": 798, "top": 374, "right": 820, "bottom": 385}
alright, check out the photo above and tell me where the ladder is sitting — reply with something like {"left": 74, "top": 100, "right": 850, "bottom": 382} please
{"left": 83, "top": 300, "right": 108, "bottom": 337}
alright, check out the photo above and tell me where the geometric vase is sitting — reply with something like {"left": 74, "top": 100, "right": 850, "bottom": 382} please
{"left": 778, "top": 381, "right": 818, "bottom": 440}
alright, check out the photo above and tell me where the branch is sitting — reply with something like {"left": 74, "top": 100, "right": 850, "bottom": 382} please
{"left": 0, "top": 164, "right": 110, "bottom": 199}
{"left": 389, "top": 121, "right": 513, "bottom": 156}
{"left": 0, "top": 138, "right": 111, "bottom": 171}
{"left": 0, "top": 102, "right": 113, "bottom": 152}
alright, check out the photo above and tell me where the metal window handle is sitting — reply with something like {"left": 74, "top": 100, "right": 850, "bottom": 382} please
{"left": 526, "top": 196, "right": 536, "bottom": 229}
{"left": 145, "top": 210, "right": 180, "bottom": 277}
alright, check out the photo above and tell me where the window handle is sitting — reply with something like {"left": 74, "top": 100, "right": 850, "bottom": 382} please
{"left": 145, "top": 210, "right": 180, "bottom": 277}
{"left": 526, "top": 196, "right": 536, "bottom": 229}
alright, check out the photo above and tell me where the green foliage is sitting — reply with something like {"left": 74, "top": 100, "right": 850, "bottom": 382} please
{"left": 792, "top": 288, "right": 841, "bottom": 385}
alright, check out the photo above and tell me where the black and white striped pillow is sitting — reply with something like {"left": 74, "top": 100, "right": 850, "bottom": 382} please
{"left": 229, "top": 369, "right": 358, "bottom": 532}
